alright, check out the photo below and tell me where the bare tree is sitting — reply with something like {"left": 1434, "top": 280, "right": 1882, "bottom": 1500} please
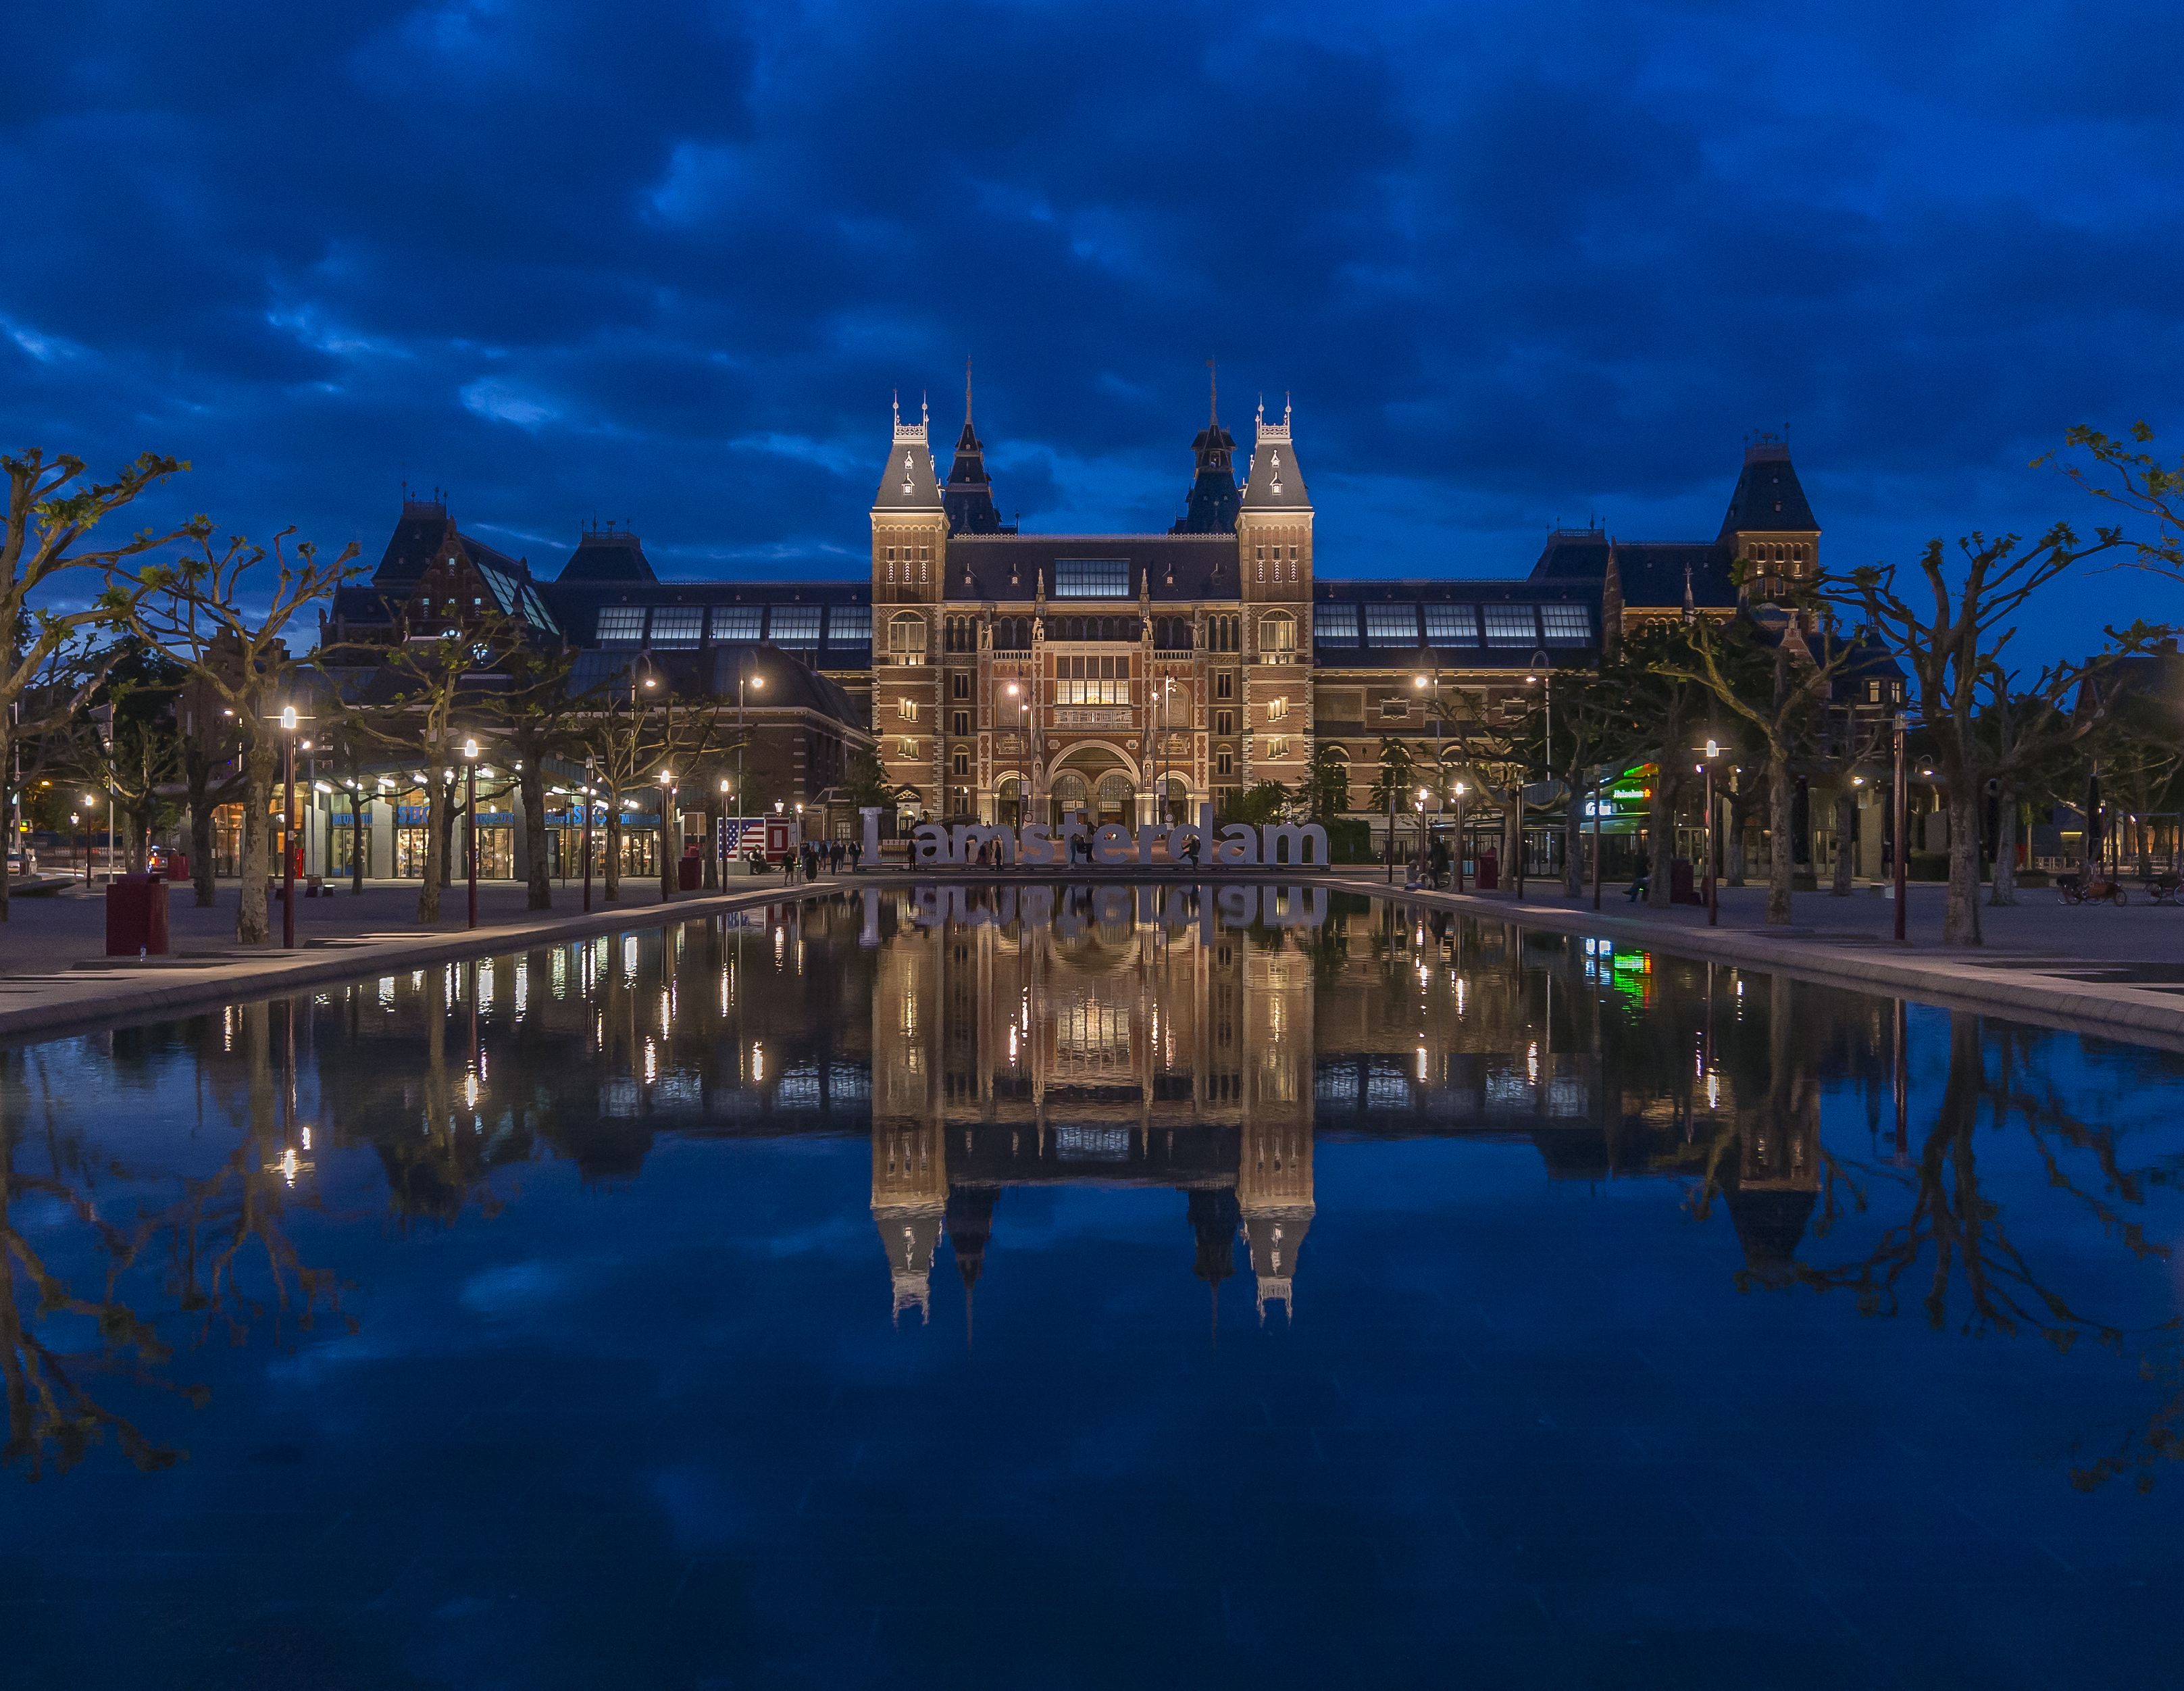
{"left": 1840, "top": 525, "right": 2122, "bottom": 944}
{"left": 1, "top": 449, "right": 205, "bottom": 922}
{"left": 125, "top": 530, "right": 357, "bottom": 944}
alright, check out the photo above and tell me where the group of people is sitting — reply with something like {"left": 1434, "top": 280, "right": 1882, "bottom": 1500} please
{"left": 781, "top": 838, "right": 860, "bottom": 883}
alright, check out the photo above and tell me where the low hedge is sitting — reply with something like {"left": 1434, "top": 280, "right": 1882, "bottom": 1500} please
{"left": 1326, "top": 817, "right": 1374, "bottom": 863}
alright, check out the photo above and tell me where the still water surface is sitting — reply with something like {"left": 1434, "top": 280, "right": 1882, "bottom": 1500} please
{"left": 5, "top": 884, "right": 2182, "bottom": 1688}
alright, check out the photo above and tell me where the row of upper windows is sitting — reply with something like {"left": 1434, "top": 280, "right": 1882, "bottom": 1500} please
{"left": 594, "top": 603, "right": 870, "bottom": 649}
{"left": 1315, "top": 602, "right": 1591, "bottom": 649}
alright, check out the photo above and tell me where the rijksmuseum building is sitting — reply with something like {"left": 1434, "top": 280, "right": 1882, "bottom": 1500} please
{"left": 327, "top": 388, "right": 1821, "bottom": 847}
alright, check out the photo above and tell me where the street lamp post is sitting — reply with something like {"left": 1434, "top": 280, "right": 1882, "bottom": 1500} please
{"left": 737, "top": 664, "right": 763, "bottom": 863}
{"left": 1701, "top": 739, "right": 1721, "bottom": 927}
{"left": 1893, "top": 710, "right": 1908, "bottom": 944}
{"left": 661, "top": 768, "right": 676, "bottom": 903}
{"left": 718, "top": 778, "right": 730, "bottom": 884}
{"left": 582, "top": 756, "right": 596, "bottom": 914}
{"left": 1453, "top": 781, "right": 1467, "bottom": 893}
{"left": 1008, "top": 681, "right": 1024, "bottom": 827}
{"left": 281, "top": 705, "right": 298, "bottom": 949}
{"left": 463, "top": 738, "right": 479, "bottom": 931}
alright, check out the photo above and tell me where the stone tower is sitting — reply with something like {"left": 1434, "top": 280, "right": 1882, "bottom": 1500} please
{"left": 1236, "top": 399, "right": 1314, "bottom": 797}
{"left": 1719, "top": 435, "right": 1820, "bottom": 603}
{"left": 1235, "top": 923, "right": 1315, "bottom": 1319}
{"left": 873, "top": 399, "right": 950, "bottom": 820}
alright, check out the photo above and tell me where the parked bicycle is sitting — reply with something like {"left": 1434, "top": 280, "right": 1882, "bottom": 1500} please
{"left": 2141, "top": 871, "right": 2183, "bottom": 906}
{"left": 2058, "top": 869, "right": 2127, "bottom": 907}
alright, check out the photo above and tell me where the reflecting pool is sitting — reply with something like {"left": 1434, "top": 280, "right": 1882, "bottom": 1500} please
{"left": 5, "top": 884, "right": 2182, "bottom": 1688}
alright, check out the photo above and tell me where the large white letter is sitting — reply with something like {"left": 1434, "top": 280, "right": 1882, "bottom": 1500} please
{"left": 1018, "top": 822, "right": 1053, "bottom": 865}
{"left": 1092, "top": 824, "right": 1134, "bottom": 865}
{"left": 1215, "top": 824, "right": 1260, "bottom": 866}
{"left": 859, "top": 807, "right": 882, "bottom": 866}
{"left": 912, "top": 823, "right": 950, "bottom": 865}
{"left": 1261, "top": 822, "right": 1328, "bottom": 866}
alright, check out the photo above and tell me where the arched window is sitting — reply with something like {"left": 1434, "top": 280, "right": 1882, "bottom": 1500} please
{"left": 1054, "top": 772, "right": 1088, "bottom": 810}
{"left": 1259, "top": 611, "right": 1296, "bottom": 662}
{"left": 888, "top": 613, "right": 926, "bottom": 666}
{"left": 1096, "top": 772, "right": 1134, "bottom": 816}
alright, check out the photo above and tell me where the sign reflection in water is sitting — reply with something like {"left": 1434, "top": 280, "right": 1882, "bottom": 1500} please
{"left": 872, "top": 883, "right": 1322, "bottom": 1328}
{"left": 3, "top": 883, "right": 2180, "bottom": 1504}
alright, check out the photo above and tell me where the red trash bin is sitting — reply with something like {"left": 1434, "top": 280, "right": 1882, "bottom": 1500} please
{"left": 678, "top": 855, "right": 703, "bottom": 892}
{"left": 1474, "top": 851, "right": 1499, "bottom": 891}
{"left": 105, "top": 872, "right": 171, "bottom": 957}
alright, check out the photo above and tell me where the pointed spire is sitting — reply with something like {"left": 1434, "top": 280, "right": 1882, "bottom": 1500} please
{"left": 965, "top": 357, "right": 973, "bottom": 426}
{"left": 1683, "top": 559, "right": 1696, "bottom": 624}
{"left": 1207, "top": 356, "right": 1217, "bottom": 425}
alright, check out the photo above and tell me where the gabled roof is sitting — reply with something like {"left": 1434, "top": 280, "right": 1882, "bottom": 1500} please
{"left": 555, "top": 527, "right": 659, "bottom": 586}
{"left": 1719, "top": 439, "right": 1817, "bottom": 537}
{"left": 371, "top": 499, "right": 456, "bottom": 589}
{"left": 1528, "top": 528, "right": 1611, "bottom": 580}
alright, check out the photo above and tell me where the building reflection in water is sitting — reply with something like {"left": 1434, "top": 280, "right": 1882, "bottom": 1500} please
{"left": 872, "top": 883, "right": 1319, "bottom": 1326}
{"left": 14, "top": 882, "right": 2184, "bottom": 1498}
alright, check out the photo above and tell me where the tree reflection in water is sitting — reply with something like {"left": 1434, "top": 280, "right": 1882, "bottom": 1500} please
{"left": 1, "top": 999, "right": 350, "bottom": 1478}
{"left": 2, "top": 887, "right": 2179, "bottom": 1503}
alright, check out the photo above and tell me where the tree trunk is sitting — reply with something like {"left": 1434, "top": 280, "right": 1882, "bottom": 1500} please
{"left": 236, "top": 740, "right": 275, "bottom": 945}
{"left": 1647, "top": 772, "right": 1679, "bottom": 910}
{"left": 703, "top": 794, "right": 720, "bottom": 890}
{"left": 1562, "top": 778, "right": 1584, "bottom": 897}
{"left": 604, "top": 809, "right": 622, "bottom": 901}
{"left": 1831, "top": 787, "right": 1855, "bottom": 896}
{"left": 1727, "top": 775, "right": 1748, "bottom": 886}
{"left": 521, "top": 762, "right": 551, "bottom": 912}
{"left": 0, "top": 717, "right": 11, "bottom": 924}
{"left": 352, "top": 797, "right": 367, "bottom": 894}
{"left": 1502, "top": 788, "right": 1523, "bottom": 898}
{"left": 188, "top": 761, "right": 219, "bottom": 908}
{"left": 436, "top": 780, "right": 459, "bottom": 889}
{"left": 417, "top": 782, "right": 445, "bottom": 924}
{"left": 1989, "top": 791, "right": 2018, "bottom": 907}
{"left": 1944, "top": 782, "right": 1983, "bottom": 945}
{"left": 1766, "top": 753, "right": 1794, "bottom": 925}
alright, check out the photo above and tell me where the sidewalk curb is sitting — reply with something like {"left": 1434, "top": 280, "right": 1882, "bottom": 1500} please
{"left": 11, "top": 870, "right": 2184, "bottom": 1055}
{"left": 0, "top": 882, "right": 831, "bottom": 1046}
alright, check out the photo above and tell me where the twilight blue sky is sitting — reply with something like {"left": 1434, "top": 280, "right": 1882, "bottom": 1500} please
{"left": 5, "top": 1, "right": 2183, "bottom": 655}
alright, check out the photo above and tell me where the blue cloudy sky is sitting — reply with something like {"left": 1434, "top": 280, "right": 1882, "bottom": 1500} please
{"left": 5, "top": 1, "right": 2181, "bottom": 654}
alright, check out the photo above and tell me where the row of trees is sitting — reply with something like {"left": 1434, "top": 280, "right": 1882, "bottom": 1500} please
{"left": 1241, "top": 423, "right": 2184, "bottom": 944}
{"left": 3, "top": 446, "right": 898, "bottom": 947}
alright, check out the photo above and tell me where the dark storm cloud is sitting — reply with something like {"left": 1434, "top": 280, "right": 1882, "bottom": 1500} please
{"left": 3, "top": 0, "right": 2181, "bottom": 649}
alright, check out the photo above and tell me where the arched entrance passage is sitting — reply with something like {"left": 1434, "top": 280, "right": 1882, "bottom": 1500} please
{"left": 1047, "top": 742, "right": 1138, "bottom": 829}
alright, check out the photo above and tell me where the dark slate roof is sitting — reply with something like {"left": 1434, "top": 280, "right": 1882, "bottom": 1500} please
{"left": 871, "top": 418, "right": 944, "bottom": 513}
{"left": 1610, "top": 542, "right": 1739, "bottom": 609}
{"left": 372, "top": 500, "right": 456, "bottom": 589}
{"left": 555, "top": 528, "right": 659, "bottom": 585}
{"left": 1724, "top": 1185, "right": 1818, "bottom": 1286}
{"left": 942, "top": 535, "right": 1240, "bottom": 602}
{"left": 942, "top": 411, "right": 1011, "bottom": 536}
{"left": 1527, "top": 528, "right": 1612, "bottom": 580}
{"left": 1173, "top": 418, "right": 1242, "bottom": 534}
{"left": 1718, "top": 441, "right": 1818, "bottom": 537}
{"left": 565, "top": 643, "right": 867, "bottom": 730}
{"left": 1239, "top": 416, "right": 1311, "bottom": 512}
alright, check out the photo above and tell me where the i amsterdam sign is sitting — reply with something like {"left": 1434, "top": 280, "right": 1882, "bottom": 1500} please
{"left": 862, "top": 805, "right": 1329, "bottom": 869}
